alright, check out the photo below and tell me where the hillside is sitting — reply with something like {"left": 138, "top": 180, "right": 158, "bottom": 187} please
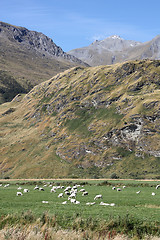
{"left": 0, "top": 60, "right": 160, "bottom": 179}
{"left": 0, "top": 21, "right": 88, "bottom": 103}
{"left": 68, "top": 35, "right": 160, "bottom": 66}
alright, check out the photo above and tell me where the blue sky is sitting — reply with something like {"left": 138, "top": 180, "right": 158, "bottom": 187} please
{"left": 1, "top": 0, "right": 160, "bottom": 51}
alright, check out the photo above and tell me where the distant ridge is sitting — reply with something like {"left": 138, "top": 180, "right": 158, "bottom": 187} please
{"left": 68, "top": 35, "right": 160, "bottom": 66}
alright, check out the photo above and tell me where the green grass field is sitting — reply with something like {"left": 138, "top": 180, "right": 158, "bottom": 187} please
{"left": 0, "top": 179, "right": 159, "bottom": 239}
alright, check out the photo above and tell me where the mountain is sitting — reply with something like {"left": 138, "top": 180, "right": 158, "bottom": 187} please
{"left": 68, "top": 35, "right": 160, "bottom": 66}
{"left": 0, "top": 21, "right": 88, "bottom": 103}
{"left": 0, "top": 59, "right": 160, "bottom": 179}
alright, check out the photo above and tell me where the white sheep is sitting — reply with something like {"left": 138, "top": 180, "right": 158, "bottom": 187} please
{"left": 69, "top": 192, "right": 76, "bottom": 198}
{"left": 70, "top": 198, "right": 76, "bottom": 203}
{"left": 136, "top": 191, "right": 141, "bottom": 194}
{"left": 42, "top": 201, "right": 49, "bottom": 204}
{"left": 99, "top": 202, "right": 110, "bottom": 206}
{"left": 34, "top": 186, "right": 39, "bottom": 190}
{"left": 82, "top": 191, "right": 88, "bottom": 196}
{"left": 94, "top": 194, "right": 102, "bottom": 200}
{"left": 74, "top": 200, "right": 80, "bottom": 204}
{"left": 23, "top": 189, "right": 29, "bottom": 193}
{"left": 112, "top": 187, "right": 116, "bottom": 190}
{"left": 58, "top": 193, "right": 63, "bottom": 198}
{"left": 86, "top": 202, "right": 96, "bottom": 206}
{"left": 50, "top": 188, "right": 56, "bottom": 193}
{"left": 16, "top": 192, "right": 23, "bottom": 196}
{"left": 79, "top": 189, "right": 86, "bottom": 192}
{"left": 156, "top": 185, "right": 160, "bottom": 190}
{"left": 152, "top": 192, "right": 156, "bottom": 196}
{"left": 17, "top": 187, "right": 22, "bottom": 190}
{"left": 62, "top": 201, "right": 67, "bottom": 205}
{"left": 39, "top": 187, "right": 44, "bottom": 191}
{"left": 117, "top": 188, "right": 122, "bottom": 192}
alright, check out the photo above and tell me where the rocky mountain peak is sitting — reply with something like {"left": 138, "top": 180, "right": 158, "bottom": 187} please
{"left": 0, "top": 21, "right": 88, "bottom": 65}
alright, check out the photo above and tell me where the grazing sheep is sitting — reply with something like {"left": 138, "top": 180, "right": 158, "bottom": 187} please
{"left": 23, "top": 189, "right": 29, "bottom": 193}
{"left": 156, "top": 185, "right": 160, "bottom": 190}
{"left": 62, "top": 201, "right": 67, "bottom": 205}
{"left": 86, "top": 202, "right": 96, "bottom": 206}
{"left": 82, "top": 191, "right": 88, "bottom": 196}
{"left": 16, "top": 192, "right": 23, "bottom": 196}
{"left": 70, "top": 192, "right": 76, "bottom": 198}
{"left": 117, "top": 188, "right": 122, "bottom": 192}
{"left": 70, "top": 198, "right": 76, "bottom": 203}
{"left": 34, "top": 186, "right": 39, "bottom": 190}
{"left": 136, "top": 191, "right": 141, "bottom": 194}
{"left": 39, "top": 188, "right": 44, "bottom": 191}
{"left": 42, "top": 201, "right": 49, "bottom": 204}
{"left": 123, "top": 186, "right": 126, "bottom": 189}
{"left": 50, "top": 188, "right": 56, "bottom": 193}
{"left": 58, "top": 193, "right": 63, "bottom": 198}
{"left": 17, "top": 187, "right": 22, "bottom": 190}
{"left": 152, "top": 192, "right": 156, "bottom": 196}
{"left": 4, "top": 184, "right": 9, "bottom": 188}
{"left": 112, "top": 187, "right": 116, "bottom": 190}
{"left": 65, "top": 191, "right": 70, "bottom": 196}
{"left": 99, "top": 202, "right": 110, "bottom": 206}
{"left": 94, "top": 194, "right": 102, "bottom": 200}
{"left": 74, "top": 200, "right": 80, "bottom": 204}
{"left": 79, "top": 189, "right": 86, "bottom": 192}
{"left": 110, "top": 203, "right": 115, "bottom": 206}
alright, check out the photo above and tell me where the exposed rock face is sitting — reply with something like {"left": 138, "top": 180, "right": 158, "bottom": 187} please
{"left": 0, "top": 21, "right": 88, "bottom": 65}
{"left": 68, "top": 35, "right": 160, "bottom": 66}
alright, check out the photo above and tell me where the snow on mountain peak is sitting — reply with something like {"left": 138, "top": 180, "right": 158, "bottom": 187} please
{"left": 108, "top": 35, "right": 123, "bottom": 40}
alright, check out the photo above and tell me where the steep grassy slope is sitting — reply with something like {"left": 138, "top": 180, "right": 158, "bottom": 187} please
{"left": 0, "top": 60, "right": 160, "bottom": 179}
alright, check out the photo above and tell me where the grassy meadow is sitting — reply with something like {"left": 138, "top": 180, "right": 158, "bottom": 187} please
{"left": 0, "top": 179, "right": 159, "bottom": 239}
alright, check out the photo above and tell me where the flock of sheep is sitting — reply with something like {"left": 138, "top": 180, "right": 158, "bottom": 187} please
{"left": 14, "top": 182, "right": 160, "bottom": 206}
{"left": 1, "top": 182, "right": 159, "bottom": 207}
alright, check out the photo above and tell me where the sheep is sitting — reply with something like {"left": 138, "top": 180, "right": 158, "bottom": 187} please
{"left": 23, "top": 189, "right": 29, "bottom": 193}
{"left": 17, "top": 187, "right": 22, "bottom": 190}
{"left": 94, "top": 194, "right": 102, "bottom": 200}
{"left": 136, "top": 191, "right": 141, "bottom": 194}
{"left": 86, "top": 202, "right": 96, "bottom": 206}
{"left": 152, "top": 192, "right": 156, "bottom": 196}
{"left": 4, "top": 184, "right": 9, "bottom": 188}
{"left": 117, "top": 188, "right": 122, "bottom": 192}
{"left": 42, "top": 201, "right": 49, "bottom": 204}
{"left": 99, "top": 202, "right": 110, "bottom": 206}
{"left": 34, "top": 186, "right": 39, "bottom": 190}
{"left": 50, "top": 188, "right": 56, "bottom": 193}
{"left": 16, "top": 192, "right": 23, "bottom": 196}
{"left": 58, "top": 193, "right": 63, "bottom": 198}
{"left": 156, "top": 184, "right": 160, "bottom": 190}
{"left": 74, "top": 200, "right": 80, "bottom": 204}
{"left": 82, "top": 191, "right": 88, "bottom": 196}
{"left": 62, "top": 201, "right": 67, "bottom": 205}
{"left": 64, "top": 191, "right": 70, "bottom": 196}
{"left": 123, "top": 186, "right": 126, "bottom": 189}
{"left": 112, "top": 187, "right": 116, "bottom": 190}
{"left": 99, "top": 202, "right": 115, "bottom": 206}
{"left": 70, "top": 198, "right": 76, "bottom": 203}
{"left": 39, "top": 188, "right": 44, "bottom": 191}
{"left": 79, "top": 189, "right": 86, "bottom": 192}
{"left": 69, "top": 192, "right": 76, "bottom": 198}
{"left": 110, "top": 203, "right": 115, "bottom": 206}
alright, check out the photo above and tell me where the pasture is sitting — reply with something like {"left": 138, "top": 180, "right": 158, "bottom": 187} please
{"left": 0, "top": 179, "right": 160, "bottom": 239}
